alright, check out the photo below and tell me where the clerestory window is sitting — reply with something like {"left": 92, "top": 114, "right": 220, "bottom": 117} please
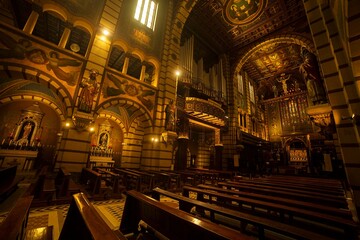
{"left": 134, "top": 0, "right": 158, "bottom": 31}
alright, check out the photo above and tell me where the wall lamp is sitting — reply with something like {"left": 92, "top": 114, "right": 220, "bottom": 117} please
{"left": 341, "top": 113, "right": 360, "bottom": 126}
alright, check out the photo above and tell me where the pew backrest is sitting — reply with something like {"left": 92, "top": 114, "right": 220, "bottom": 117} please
{"left": 120, "top": 190, "right": 251, "bottom": 240}
{"left": 59, "top": 192, "right": 126, "bottom": 240}
{"left": 0, "top": 195, "right": 34, "bottom": 240}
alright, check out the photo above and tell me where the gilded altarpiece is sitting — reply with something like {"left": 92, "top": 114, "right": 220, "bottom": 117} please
{"left": 266, "top": 93, "right": 312, "bottom": 140}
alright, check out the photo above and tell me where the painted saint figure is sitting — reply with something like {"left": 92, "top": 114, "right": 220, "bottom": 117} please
{"left": 299, "top": 47, "right": 327, "bottom": 105}
{"left": 165, "top": 100, "right": 175, "bottom": 131}
{"left": 16, "top": 121, "right": 34, "bottom": 145}
{"left": 21, "top": 122, "right": 33, "bottom": 140}
{"left": 78, "top": 69, "right": 99, "bottom": 113}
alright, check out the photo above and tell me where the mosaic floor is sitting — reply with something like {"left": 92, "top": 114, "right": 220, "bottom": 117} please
{"left": 23, "top": 198, "right": 126, "bottom": 240}
{"left": 0, "top": 183, "right": 179, "bottom": 240}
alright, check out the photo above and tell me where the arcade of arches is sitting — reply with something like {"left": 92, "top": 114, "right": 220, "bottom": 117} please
{"left": 0, "top": 0, "right": 360, "bottom": 216}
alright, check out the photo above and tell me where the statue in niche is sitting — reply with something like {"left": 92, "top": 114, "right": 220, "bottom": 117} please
{"left": 17, "top": 121, "right": 34, "bottom": 145}
{"left": 99, "top": 132, "right": 108, "bottom": 148}
{"left": 165, "top": 99, "right": 175, "bottom": 131}
{"left": 78, "top": 69, "right": 99, "bottom": 113}
{"left": 299, "top": 47, "right": 327, "bottom": 105}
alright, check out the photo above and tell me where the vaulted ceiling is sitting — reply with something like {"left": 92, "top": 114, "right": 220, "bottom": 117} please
{"left": 183, "top": 0, "right": 311, "bottom": 98}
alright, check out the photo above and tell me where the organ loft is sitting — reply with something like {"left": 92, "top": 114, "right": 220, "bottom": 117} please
{"left": 0, "top": 0, "right": 360, "bottom": 240}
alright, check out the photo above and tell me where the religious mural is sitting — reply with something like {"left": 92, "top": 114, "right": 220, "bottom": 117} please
{"left": 299, "top": 47, "right": 327, "bottom": 105}
{"left": 102, "top": 72, "right": 156, "bottom": 111}
{"left": 224, "top": 0, "right": 266, "bottom": 25}
{"left": 0, "top": 30, "right": 83, "bottom": 93}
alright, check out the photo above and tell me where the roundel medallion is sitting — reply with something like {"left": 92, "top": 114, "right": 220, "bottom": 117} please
{"left": 224, "top": 0, "right": 266, "bottom": 25}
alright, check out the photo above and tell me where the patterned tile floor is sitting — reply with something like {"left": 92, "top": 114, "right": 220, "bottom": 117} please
{"left": 0, "top": 191, "right": 179, "bottom": 240}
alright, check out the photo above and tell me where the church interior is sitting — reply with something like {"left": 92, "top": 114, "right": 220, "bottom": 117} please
{"left": 0, "top": 0, "right": 360, "bottom": 239}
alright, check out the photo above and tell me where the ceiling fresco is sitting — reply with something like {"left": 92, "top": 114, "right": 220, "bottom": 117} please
{"left": 242, "top": 43, "right": 303, "bottom": 81}
{"left": 224, "top": 0, "right": 266, "bottom": 25}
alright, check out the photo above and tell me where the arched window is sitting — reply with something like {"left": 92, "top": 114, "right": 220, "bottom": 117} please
{"left": 127, "top": 55, "right": 142, "bottom": 79}
{"left": 108, "top": 47, "right": 126, "bottom": 73}
{"left": 143, "top": 62, "right": 155, "bottom": 84}
{"left": 33, "top": 11, "right": 66, "bottom": 45}
{"left": 66, "top": 26, "right": 91, "bottom": 56}
{"left": 11, "top": 0, "right": 32, "bottom": 30}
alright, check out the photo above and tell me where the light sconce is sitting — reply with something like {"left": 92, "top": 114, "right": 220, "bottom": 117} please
{"left": 99, "top": 28, "right": 112, "bottom": 41}
{"left": 151, "top": 137, "right": 159, "bottom": 143}
{"left": 175, "top": 69, "right": 181, "bottom": 77}
{"left": 161, "top": 131, "right": 177, "bottom": 147}
{"left": 102, "top": 29, "right": 110, "bottom": 36}
{"left": 89, "top": 126, "right": 95, "bottom": 132}
{"left": 342, "top": 113, "right": 360, "bottom": 125}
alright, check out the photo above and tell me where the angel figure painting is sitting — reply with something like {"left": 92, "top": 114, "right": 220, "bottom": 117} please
{"left": 0, "top": 31, "right": 82, "bottom": 86}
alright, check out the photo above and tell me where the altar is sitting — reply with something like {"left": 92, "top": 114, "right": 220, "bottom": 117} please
{"left": 0, "top": 149, "right": 38, "bottom": 170}
{"left": 89, "top": 156, "right": 114, "bottom": 171}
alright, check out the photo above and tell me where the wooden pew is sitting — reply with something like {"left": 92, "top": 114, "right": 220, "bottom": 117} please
{"left": 188, "top": 167, "right": 235, "bottom": 182}
{"left": 113, "top": 168, "right": 141, "bottom": 192}
{"left": 0, "top": 195, "right": 34, "bottom": 240}
{"left": 123, "top": 168, "right": 155, "bottom": 193}
{"left": 27, "top": 165, "right": 56, "bottom": 205}
{"left": 55, "top": 167, "right": 80, "bottom": 198}
{"left": 218, "top": 181, "right": 348, "bottom": 209}
{"left": 151, "top": 187, "right": 333, "bottom": 240}
{"left": 0, "top": 165, "right": 24, "bottom": 202}
{"left": 267, "top": 175, "right": 343, "bottom": 186}
{"left": 196, "top": 184, "right": 352, "bottom": 219}
{"left": 182, "top": 185, "right": 358, "bottom": 239}
{"left": 59, "top": 192, "right": 127, "bottom": 240}
{"left": 120, "top": 190, "right": 251, "bottom": 240}
{"left": 232, "top": 178, "right": 345, "bottom": 196}
{"left": 174, "top": 170, "right": 202, "bottom": 186}
{"left": 144, "top": 170, "right": 170, "bottom": 190}
{"left": 160, "top": 171, "right": 182, "bottom": 190}
{"left": 223, "top": 180, "right": 346, "bottom": 200}
{"left": 94, "top": 168, "right": 125, "bottom": 198}
{"left": 80, "top": 168, "right": 109, "bottom": 197}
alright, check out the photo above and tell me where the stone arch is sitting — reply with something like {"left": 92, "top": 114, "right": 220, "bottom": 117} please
{"left": 95, "top": 98, "right": 153, "bottom": 133}
{"left": 233, "top": 34, "right": 315, "bottom": 77}
{"left": 167, "top": 0, "right": 199, "bottom": 63}
{"left": 72, "top": 19, "right": 94, "bottom": 37}
{"left": 112, "top": 40, "right": 129, "bottom": 53}
{"left": 42, "top": 3, "right": 68, "bottom": 22}
{"left": 130, "top": 49, "right": 144, "bottom": 62}
{"left": 1, "top": 65, "right": 75, "bottom": 116}
{"left": 0, "top": 93, "right": 66, "bottom": 122}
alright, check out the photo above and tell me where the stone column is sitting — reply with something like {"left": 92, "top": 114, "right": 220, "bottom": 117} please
{"left": 58, "top": 23, "right": 72, "bottom": 48}
{"left": 175, "top": 137, "right": 189, "bottom": 171}
{"left": 122, "top": 55, "right": 130, "bottom": 74}
{"left": 23, "top": 5, "right": 42, "bottom": 34}
{"left": 215, "top": 144, "right": 223, "bottom": 170}
{"left": 140, "top": 63, "right": 146, "bottom": 81}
